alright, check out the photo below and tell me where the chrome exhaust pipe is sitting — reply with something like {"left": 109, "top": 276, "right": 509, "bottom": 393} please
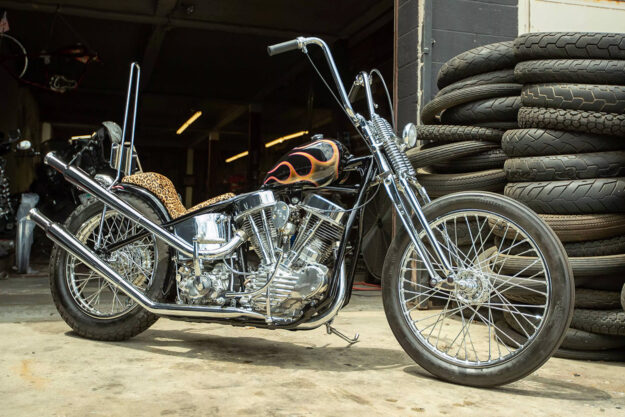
{"left": 44, "top": 152, "right": 244, "bottom": 259}
{"left": 29, "top": 209, "right": 264, "bottom": 320}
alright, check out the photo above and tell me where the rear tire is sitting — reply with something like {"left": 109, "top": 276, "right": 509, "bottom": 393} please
{"left": 382, "top": 192, "right": 574, "bottom": 387}
{"left": 49, "top": 195, "right": 169, "bottom": 341}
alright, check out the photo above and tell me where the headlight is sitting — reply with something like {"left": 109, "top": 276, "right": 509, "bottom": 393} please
{"left": 402, "top": 123, "right": 417, "bottom": 149}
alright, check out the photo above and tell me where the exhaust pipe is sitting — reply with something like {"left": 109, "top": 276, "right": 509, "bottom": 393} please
{"left": 43, "top": 152, "right": 244, "bottom": 259}
{"left": 29, "top": 209, "right": 264, "bottom": 319}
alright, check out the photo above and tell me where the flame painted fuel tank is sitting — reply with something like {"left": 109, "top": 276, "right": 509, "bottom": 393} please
{"left": 263, "top": 139, "right": 345, "bottom": 188}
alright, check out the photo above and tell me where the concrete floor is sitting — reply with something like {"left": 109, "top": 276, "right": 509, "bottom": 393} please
{"left": 0, "top": 270, "right": 624, "bottom": 417}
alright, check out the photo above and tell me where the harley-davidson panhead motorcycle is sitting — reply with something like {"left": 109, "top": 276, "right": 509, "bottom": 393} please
{"left": 29, "top": 37, "right": 574, "bottom": 387}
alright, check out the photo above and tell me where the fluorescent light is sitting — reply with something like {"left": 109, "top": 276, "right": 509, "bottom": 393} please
{"left": 176, "top": 111, "right": 202, "bottom": 135}
{"left": 70, "top": 134, "right": 93, "bottom": 141}
{"left": 264, "top": 130, "right": 308, "bottom": 148}
{"left": 225, "top": 130, "right": 309, "bottom": 163}
{"left": 226, "top": 151, "right": 249, "bottom": 163}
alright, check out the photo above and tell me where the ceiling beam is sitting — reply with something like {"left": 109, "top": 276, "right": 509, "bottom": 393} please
{"left": 0, "top": 0, "right": 337, "bottom": 39}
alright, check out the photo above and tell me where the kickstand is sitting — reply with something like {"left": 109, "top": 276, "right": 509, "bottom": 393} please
{"left": 325, "top": 322, "right": 359, "bottom": 346}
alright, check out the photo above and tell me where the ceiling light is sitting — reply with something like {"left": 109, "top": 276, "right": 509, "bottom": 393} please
{"left": 176, "top": 111, "right": 202, "bottom": 135}
{"left": 225, "top": 150, "right": 249, "bottom": 163}
{"left": 69, "top": 134, "right": 93, "bottom": 141}
{"left": 225, "top": 130, "right": 309, "bottom": 163}
{"left": 264, "top": 130, "right": 308, "bottom": 148}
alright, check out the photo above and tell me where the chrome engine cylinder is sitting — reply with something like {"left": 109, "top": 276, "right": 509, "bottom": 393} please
{"left": 234, "top": 191, "right": 278, "bottom": 265}
{"left": 287, "top": 194, "right": 345, "bottom": 265}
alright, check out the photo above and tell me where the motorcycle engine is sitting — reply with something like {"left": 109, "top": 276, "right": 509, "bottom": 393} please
{"left": 174, "top": 191, "right": 346, "bottom": 320}
{"left": 237, "top": 192, "right": 345, "bottom": 318}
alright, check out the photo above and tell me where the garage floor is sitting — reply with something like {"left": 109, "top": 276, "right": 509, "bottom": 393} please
{"left": 1, "top": 269, "right": 624, "bottom": 417}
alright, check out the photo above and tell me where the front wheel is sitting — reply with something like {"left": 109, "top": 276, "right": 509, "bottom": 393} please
{"left": 382, "top": 192, "right": 574, "bottom": 387}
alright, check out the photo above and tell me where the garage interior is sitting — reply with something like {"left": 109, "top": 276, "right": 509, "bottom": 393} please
{"left": 1, "top": 1, "right": 625, "bottom": 416}
{"left": 1, "top": 0, "right": 393, "bottom": 206}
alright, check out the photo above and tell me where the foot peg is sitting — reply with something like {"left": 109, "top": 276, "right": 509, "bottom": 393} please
{"left": 325, "top": 322, "right": 359, "bottom": 346}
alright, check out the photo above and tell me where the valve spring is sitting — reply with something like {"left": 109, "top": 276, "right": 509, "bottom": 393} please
{"left": 370, "top": 115, "right": 415, "bottom": 177}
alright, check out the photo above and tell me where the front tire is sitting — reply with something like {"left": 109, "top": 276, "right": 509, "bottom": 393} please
{"left": 50, "top": 195, "right": 169, "bottom": 341}
{"left": 382, "top": 192, "right": 574, "bottom": 387}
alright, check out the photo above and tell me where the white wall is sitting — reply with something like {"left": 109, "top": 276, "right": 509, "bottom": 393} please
{"left": 519, "top": 0, "right": 625, "bottom": 33}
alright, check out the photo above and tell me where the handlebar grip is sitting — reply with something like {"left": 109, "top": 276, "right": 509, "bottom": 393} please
{"left": 267, "top": 39, "right": 301, "bottom": 56}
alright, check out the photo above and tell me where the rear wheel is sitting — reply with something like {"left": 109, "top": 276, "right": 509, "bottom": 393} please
{"left": 382, "top": 192, "right": 573, "bottom": 387}
{"left": 50, "top": 195, "right": 169, "bottom": 341}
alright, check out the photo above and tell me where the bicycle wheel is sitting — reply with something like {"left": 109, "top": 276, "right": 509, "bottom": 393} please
{"left": 382, "top": 192, "right": 573, "bottom": 387}
{"left": 0, "top": 33, "right": 28, "bottom": 78}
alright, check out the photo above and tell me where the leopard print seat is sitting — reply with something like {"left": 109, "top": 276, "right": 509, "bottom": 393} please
{"left": 122, "top": 172, "right": 235, "bottom": 219}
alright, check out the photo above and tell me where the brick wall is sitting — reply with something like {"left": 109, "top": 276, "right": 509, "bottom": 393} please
{"left": 396, "top": 0, "right": 518, "bottom": 127}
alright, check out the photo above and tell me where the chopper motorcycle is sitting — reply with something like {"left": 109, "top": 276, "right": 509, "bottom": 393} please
{"left": 28, "top": 37, "right": 573, "bottom": 387}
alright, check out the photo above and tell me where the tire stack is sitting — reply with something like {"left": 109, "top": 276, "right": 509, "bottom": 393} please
{"left": 501, "top": 33, "right": 625, "bottom": 361}
{"left": 410, "top": 41, "right": 521, "bottom": 198}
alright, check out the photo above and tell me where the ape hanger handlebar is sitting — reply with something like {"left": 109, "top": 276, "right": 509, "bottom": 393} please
{"left": 267, "top": 37, "right": 358, "bottom": 120}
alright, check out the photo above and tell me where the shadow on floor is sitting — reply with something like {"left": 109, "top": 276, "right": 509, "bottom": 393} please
{"left": 67, "top": 327, "right": 414, "bottom": 373}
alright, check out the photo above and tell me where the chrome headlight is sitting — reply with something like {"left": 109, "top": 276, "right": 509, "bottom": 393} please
{"left": 402, "top": 123, "right": 417, "bottom": 149}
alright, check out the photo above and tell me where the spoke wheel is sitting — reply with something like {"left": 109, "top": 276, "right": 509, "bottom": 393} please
{"left": 399, "top": 211, "right": 549, "bottom": 367}
{"left": 67, "top": 210, "right": 157, "bottom": 319}
{"left": 50, "top": 194, "right": 169, "bottom": 341}
{"left": 382, "top": 192, "right": 573, "bottom": 387}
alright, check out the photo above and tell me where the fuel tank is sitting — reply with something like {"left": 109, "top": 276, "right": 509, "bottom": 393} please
{"left": 263, "top": 139, "right": 346, "bottom": 188}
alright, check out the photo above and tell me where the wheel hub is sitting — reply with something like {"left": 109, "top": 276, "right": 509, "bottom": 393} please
{"left": 454, "top": 269, "right": 491, "bottom": 305}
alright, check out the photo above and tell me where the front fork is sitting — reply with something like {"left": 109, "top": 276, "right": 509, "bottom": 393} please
{"left": 381, "top": 173, "right": 455, "bottom": 288}
{"left": 357, "top": 120, "right": 457, "bottom": 288}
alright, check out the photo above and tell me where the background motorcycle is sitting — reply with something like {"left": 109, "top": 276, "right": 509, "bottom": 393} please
{"left": 0, "top": 129, "right": 39, "bottom": 274}
{"left": 32, "top": 122, "right": 120, "bottom": 225}
{"left": 29, "top": 38, "right": 574, "bottom": 387}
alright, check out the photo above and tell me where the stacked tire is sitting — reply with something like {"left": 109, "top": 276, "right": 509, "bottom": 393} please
{"left": 411, "top": 41, "right": 521, "bottom": 198}
{"left": 501, "top": 33, "right": 625, "bottom": 361}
